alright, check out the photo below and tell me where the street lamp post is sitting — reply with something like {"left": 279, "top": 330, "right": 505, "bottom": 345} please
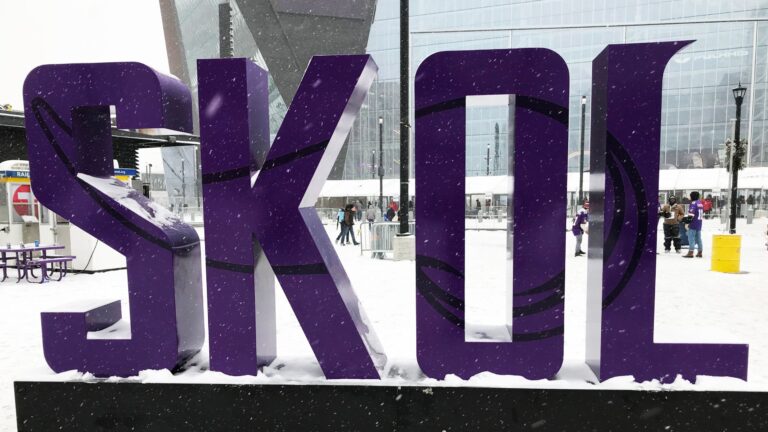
{"left": 181, "top": 159, "right": 186, "bottom": 212}
{"left": 494, "top": 122, "right": 500, "bottom": 172}
{"left": 578, "top": 95, "right": 587, "bottom": 204}
{"left": 398, "top": 0, "right": 410, "bottom": 235}
{"left": 729, "top": 83, "right": 747, "bottom": 234}
{"left": 486, "top": 143, "right": 490, "bottom": 176}
{"left": 378, "top": 116, "right": 384, "bottom": 218}
{"left": 371, "top": 150, "right": 375, "bottom": 179}
{"left": 143, "top": 163, "right": 153, "bottom": 199}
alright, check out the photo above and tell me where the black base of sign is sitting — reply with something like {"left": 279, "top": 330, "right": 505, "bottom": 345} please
{"left": 14, "top": 381, "right": 768, "bottom": 431}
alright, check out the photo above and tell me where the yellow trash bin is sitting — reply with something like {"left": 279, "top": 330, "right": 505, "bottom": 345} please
{"left": 711, "top": 234, "right": 741, "bottom": 273}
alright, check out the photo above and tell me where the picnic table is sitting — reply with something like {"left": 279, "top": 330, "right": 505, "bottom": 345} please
{"left": 0, "top": 244, "right": 71, "bottom": 283}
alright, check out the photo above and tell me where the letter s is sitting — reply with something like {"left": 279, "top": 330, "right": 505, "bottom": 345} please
{"left": 24, "top": 62, "right": 205, "bottom": 377}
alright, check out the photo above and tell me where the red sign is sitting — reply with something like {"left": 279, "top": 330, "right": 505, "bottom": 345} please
{"left": 12, "top": 184, "right": 38, "bottom": 218}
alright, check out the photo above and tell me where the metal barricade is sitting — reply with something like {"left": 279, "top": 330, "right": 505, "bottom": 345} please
{"left": 465, "top": 206, "right": 507, "bottom": 220}
{"left": 359, "top": 221, "right": 415, "bottom": 258}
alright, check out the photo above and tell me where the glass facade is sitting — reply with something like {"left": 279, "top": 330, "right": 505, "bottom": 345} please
{"left": 341, "top": 0, "right": 768, "bottom": 180}
{"left": 161, "top": 0, "right": 286, "bottom": 209}
{"left": 168, "top": 0, "right": 286, "bottom": 134}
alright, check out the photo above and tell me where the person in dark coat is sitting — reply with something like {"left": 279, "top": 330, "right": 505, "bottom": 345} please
{"left": 386, "top": 205, "right": 396, "bottom": 222}
{"left": 571, "top": 200, "right": 589, "bottom": 257}
{"left": 343, "top": 204, "right": 360, "bottom": 246}
{"left": 660, "top": 196, "right": 684, "bottom": 253}
{"left": 335, "top": 207, "right": 349, "bottom": 245}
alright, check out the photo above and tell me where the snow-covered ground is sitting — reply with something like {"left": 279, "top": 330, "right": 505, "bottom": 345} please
{"left": 1, "top": 217, "right": 767, "bottom": 430}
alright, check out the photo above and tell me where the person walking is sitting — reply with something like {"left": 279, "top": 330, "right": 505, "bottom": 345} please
{"left": 336, "top": 207, "right": 344, "bottom": 230}
{"left": 572, "top": 200, "right": 589, "bottom": 257}
{"left": 366, "top": 204, "right": 383, "bottom": 259}
{"left": 683, "top": 191, "right": 704, "bottom": 258}
{"left": 386, "top": 204, "right": 396, "bottom": 222}
{"left": 660, "top": 196, "right": 684, "bottom": 253}
{"left": 703, "top": 196, "right": 713, "bottom": 219}
{"left": 354, "top": 200, "right": 363, "bottom": 222}
{"left": 343, "top": 204, "right": 360, "bottom": 246}
{"left": 335, "top": 207, "right": 348, "bottom": 244}
{"left": 365, "top": 203, "right": 377, "bottom": 230}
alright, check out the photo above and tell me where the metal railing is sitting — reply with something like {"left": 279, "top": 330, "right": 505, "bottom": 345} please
{"left": 358, "top": 221, "right": 415, "bottom": 258}
{"left": 465, "top": 206, "right": 507, "bottom": 219}
{"left": 317, "top": 207, "right": 376, "bottom": 226}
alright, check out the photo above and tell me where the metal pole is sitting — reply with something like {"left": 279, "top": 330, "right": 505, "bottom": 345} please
{"left": 218, "top": 1, "right": 234, "bottom": 59}
{"left": 730, "top": 95, "right": 744, "bottom": 234}
{"left": 398, "top": 0, "right": 410, "bottom": 234}
{"left": 486, "top": 144, "right": 490, "bottom": 176}
{"left": 579, "top": 95, "right": 586, "bottom": 204}
{"left": 147, "top": 163, "right": 153, "bottom": 200}
{"left": 371, "top": 150, "right": 375, "bottom": 179}
{"left": 379, "top": 117, "right": 384, "bottom": 218}
{"left": 181, "top": 159, "right": 186, "bottom": 212}
{"left": 494, "top": 122, "right": 499, "bottom": 172}
{"left": 195, "top": 146, "right": 201, "bottom": 208}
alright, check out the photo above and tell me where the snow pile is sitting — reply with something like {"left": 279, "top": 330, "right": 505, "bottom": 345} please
{"left": 76, "top": 173, "right": 184, "bottom": 229}
{"left": 1, "top": 217, "right": 767, "bottom": 429}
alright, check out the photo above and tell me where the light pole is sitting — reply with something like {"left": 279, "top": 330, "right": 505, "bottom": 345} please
{"left": 494, "top": 122, "right": 500, "bottom": 172}
{"left": 486, "top": 143, "right": 490, "bottom": 176}
{"left": 143, "top": 163, "right": 153, "bottom": 199}
{"left": 181, "top": 159, "right": 186, "bottom": 212}
{"left": 578, "top": 95, "right": 587, "bottom": 204}
{"left": 729, "top": 83, "right": 747, "bottom": 234}
{"left": 398, "top": 0, "right": 409, "bottom": 235}
{"left": 371, "top": 150, "right": 376, "bottom": 179}
{"left": 378, "top": 117, "right": 385, "bottom": 219}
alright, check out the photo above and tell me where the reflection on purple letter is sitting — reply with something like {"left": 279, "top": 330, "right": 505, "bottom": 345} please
{"left": 586, "top": 42, "right": 748, "bottom": 382}
{"left": 415, "top": 49, "right": 569, "bottom": 379}
{"left": 24, "top": 63, "right": 204, "bottom": 377}
{"left": 199, "top": 58, "right": 276, "bottom": 375}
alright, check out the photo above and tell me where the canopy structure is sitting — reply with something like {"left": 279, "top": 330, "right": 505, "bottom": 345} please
{"left": 318, "top": 168, "right": 768, "bottom": 198}
{"left": 319, "top": 179, "right": 414, "bottom": 198}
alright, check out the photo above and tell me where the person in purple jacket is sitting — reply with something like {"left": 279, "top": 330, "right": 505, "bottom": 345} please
{"left": 683, "top": 191, "right": 704, "bottom": 258}
{"left": 572, "top": 200, "right": 589, "bottom": 257}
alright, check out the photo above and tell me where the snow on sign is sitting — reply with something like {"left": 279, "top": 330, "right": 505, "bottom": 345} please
{"left": 21, "top": 41, "right": 747, "bottom": 383}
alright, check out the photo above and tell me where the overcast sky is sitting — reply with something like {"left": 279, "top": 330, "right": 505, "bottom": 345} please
{"left": 0, "top": 0, "right": 171, "bottom": 170}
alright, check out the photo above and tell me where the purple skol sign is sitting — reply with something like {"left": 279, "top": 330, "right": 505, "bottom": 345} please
{"left": 22, "top": 42, "right": 749, "bottom": 383}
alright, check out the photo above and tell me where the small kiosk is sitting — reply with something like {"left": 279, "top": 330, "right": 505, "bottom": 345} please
{"left": 0, "top": 160, "right": 135, "bottom": 272}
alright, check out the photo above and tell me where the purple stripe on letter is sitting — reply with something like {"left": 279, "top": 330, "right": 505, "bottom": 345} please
{"left": 415, "top": 49, "right": 569, "bottom": 380}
